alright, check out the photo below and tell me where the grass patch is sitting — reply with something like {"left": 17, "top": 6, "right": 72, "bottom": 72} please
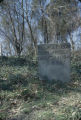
{"left": 0, "top": 56, "right": 81, "bottom": 120}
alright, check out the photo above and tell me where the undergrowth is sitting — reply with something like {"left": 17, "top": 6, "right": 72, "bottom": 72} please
{"left": 0, "top": 55, "right": 81, "bottom": 120}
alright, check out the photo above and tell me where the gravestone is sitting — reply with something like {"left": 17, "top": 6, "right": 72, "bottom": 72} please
{"left": 38, "top": 43, "right": 71, "bottom": 82}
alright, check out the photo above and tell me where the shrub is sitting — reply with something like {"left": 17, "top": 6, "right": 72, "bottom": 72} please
{"left": 7, "top": 73, "right": 28, "bottom": 85}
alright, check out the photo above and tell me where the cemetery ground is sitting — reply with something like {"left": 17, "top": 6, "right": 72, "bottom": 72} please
{"left": 0, "top": 54, "right": 81, "bottom": 120}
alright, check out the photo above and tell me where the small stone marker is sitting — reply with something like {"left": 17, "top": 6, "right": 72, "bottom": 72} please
{"left": 38, "top": 43, "right": 71, "bottom": 82}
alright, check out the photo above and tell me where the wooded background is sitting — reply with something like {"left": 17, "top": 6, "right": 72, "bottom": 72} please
{"left": 0, "top": 0, "right": 81, "bottom": 57}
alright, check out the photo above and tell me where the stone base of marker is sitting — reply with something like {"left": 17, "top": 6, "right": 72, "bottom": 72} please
{"left": 38, "top": 43, "right": 71, "bottom": 83}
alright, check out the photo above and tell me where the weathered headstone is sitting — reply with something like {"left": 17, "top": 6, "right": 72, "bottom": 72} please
{"left": 38, "top": 43, "right": 71, "bottom": 82}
